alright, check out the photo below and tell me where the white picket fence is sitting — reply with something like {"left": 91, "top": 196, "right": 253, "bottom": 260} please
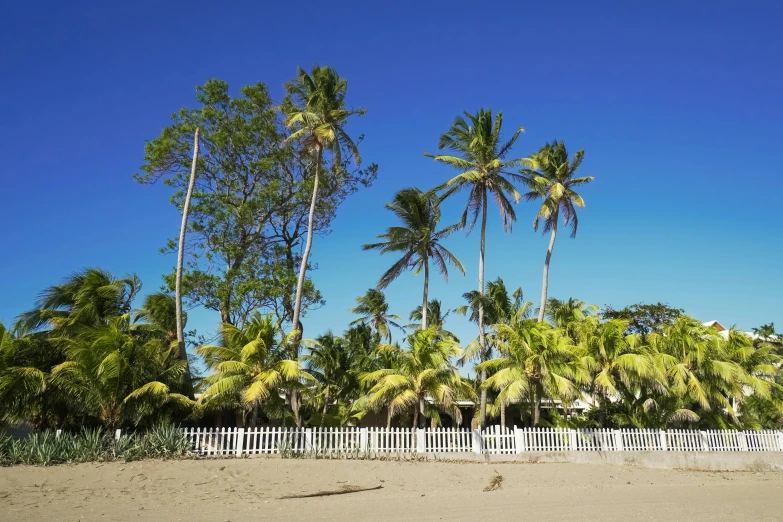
{"left": 180, "top": 425, "right": 783, "bottom": 456}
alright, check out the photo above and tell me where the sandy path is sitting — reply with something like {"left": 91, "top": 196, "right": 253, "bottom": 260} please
{"left": 1, "top": 458, "right": 781, "bottom": 521}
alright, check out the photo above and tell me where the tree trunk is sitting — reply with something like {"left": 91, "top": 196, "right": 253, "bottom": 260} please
{"left": 386, "top": 408, "right": 392, "bottom": 429}
{"left": 412, "top": 404, "right": 419, "bottom": 428}
{"left": 291, "top": 390, "right": 302, "bottom": 429}
{"left": 291, "top": 145, "right": 322, "bottom": 345}
{"left": 235, "top": 409, "right": 245, "bottom": 429}
{"left": 500, "top": 400, "right": 506, "bottom": 429}
{"left": 532, "top": 388, "right": 541, "bottom": 427}
{"left": 175, "top": 127, "right": 199, "bottom": 379}
{"left": 250, "top": 406, "right": 258, "bottom": 428}
{"left": 478, "top": 188, "right": 488, "bottom": 428}
{"left": 421, "top": 258, "right": 429, "bottom": 330}
{"left": 537, "top": 209, "right": 559, "bottom": 323}
{"left": 419, "top": 396, "right": 426, "bottom": 428}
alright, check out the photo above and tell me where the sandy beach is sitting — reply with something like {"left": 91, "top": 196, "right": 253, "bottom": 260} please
{"left": 1, "top": 458, "right": 782, "bottom": 521}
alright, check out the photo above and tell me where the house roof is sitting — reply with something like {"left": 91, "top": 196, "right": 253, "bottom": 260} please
{"left": 703, "top": 320, "right": 727, "bottom": 332}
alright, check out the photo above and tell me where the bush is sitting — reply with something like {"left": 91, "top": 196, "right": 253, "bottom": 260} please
{"left": 0, "top": 425, "right": 193, "bottom": 466}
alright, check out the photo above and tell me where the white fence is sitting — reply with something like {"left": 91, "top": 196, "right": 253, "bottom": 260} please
{"left": 180, "top": 426, "right": 783, "bottom": 457}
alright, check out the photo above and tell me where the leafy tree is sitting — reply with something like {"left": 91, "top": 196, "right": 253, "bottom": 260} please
{"left": 546, "top": 297, "right": 598, "bottom": 341}
{"left": 350, "top": 289, "right": 402, "bottom": 344}
{"left": 409, "top": 300, "right": 454, "bottom": 335}
{"left": 603, "top": 302, "right": 684, "bottom": 336}
{"left": 197, "top": 312, "right": 315, "bottom": 428}
{"left": 283, "top": 65, "right": 370, "bottom": 341}
{"left": 520, "top": 142, "right": 594, "bottom": 322}
{"left": 482, "top": 319, "right": 586, "bottom": 426}
{"left": 363, "top": 188, "right": 464, "bottom": 330}
{"left": 360, "top": 327, "right": 475, "bottom": 428}
{"left": 426, "top": 109, "right": 532, "bottom": 427}
{"left": 0, "top": 322, "right": 48, "bottom": 426}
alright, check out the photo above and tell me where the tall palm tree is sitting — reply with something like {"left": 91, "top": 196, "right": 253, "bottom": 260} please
{"left": 426, "top": 109, "right": 533, "bottom": 427}
{"left": 481, "top": 319, "right": 586, "bottom": 426}
{"left": 350, "top": 288, "right": 403, "bottom": 343}
{"left": 409, "top": 299, "right": 454, "bottom": 333}
{"left": 198, "top": 312, "right": 315, "bottom": 428}
{"left": 363, "top": 188, "right": 464, "bottom": 330}
{"left": 175, "top": 128, "right": 199, "bottom": 375}
{"left": 520, "top": 141, "right": 594, "bottom": 322}
{"left": 283, "top": 65, "right": 366, "bottom": 343}
{"left": 360, "top": 327, "right": 475, "bottom": 428}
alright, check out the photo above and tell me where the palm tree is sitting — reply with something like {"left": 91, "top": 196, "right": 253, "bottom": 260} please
{"left": 20, "top": 268, "right": 141, "bottom": 333}
{"left": 360, "top": 327, "right": 475, "bottom": 428}
{"left": 175, "top": 127, "right": 199, "bottom": 375}
{"left": 426, "top": 109, "right": 533, "bottom": 427}
{"left": 546, "top": 297, "right": 599, "bottom": 342}
{"left": 283, "top": 65, "right": 366, "bottom": 343}
{"left": 350, "top": 288, "right": 403, "bottom": 343}
{"left": 363, "top": 188, "right": 464, "bottom": 330}
{"left": 198, "top": 312, "right": 315, "bottom": 428}
{"left": 520, "top": 142, "right": 594, "bottom": 323}
{"left": 0, "top": 322, "right": 48, "bottom": 426}
{"left": 409, "top": 299, "right": 454, "bottom": 334}
{"left": 304, "top": 332, "right": 364, "bottom": 426}
{"left": 481, "top": 319, "right": 586, "bottom": 426}
{"left": 51, "top": 313, "right": 191, "bottom": 428}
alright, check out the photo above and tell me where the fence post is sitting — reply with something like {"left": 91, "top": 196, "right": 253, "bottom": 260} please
{"left": 115, "top": 429, "right": 122, "bottom": 441}
{"left": 739, "top": 431, "right": 749, "bottom": 452}
{"left": 303, "top": 428, "right": 313, "bottom": 452}
{"left": 699, "top": 431, "right": 709, "bottom": 451}
{"left": 360, "top": 428, "right": 369, "bottom": 453}
{"left": 514, "top": 427, "right": 524, "bottom": 454}
{"left": 235, "top": 428, "right": 245, "bottom": 456}
{"left": 55, "top": 429, "right": 62, "bottom": 439}
{"left": 569, "top": 429, "right": 577, "bottom": 451}
{"left": 614, "top": 429, "right": 624, "bottom": 451}
{"left": 472, "top": 429, "right": 483, "bottom": 455}
{"left": 416, "top": 428, "right": 426, "bottom": 453}
{"left": 777, "top": 431, "right": 783, "bottom": 452}
{"left": 659, "top": 430, "right": 667, "bottom": 451}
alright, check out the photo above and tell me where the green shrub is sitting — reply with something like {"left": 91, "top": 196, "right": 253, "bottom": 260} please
{"left": 0, "top": 425, "right": 192, "bottom": 466}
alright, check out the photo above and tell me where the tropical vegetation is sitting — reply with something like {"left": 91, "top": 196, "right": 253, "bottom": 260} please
{"left": 2, "top": 64, "right": 782, "bottom": 445}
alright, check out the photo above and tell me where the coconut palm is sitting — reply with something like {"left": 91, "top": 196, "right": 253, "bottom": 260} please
{"left": 304, "top": 332, "right": 365, "bottom": 426}
{"left": 426, "top": 109, "right": 533, "bottom": 427}
{"left": 0, "top": 322, "right": 48, "bottom": 425}
{"left": 481, "top": 319, "right": 587, "bottom": 426}
{"left": 520, "top": 142, "right": 594, "bottom": 323}
{"left": 51, "top": 313, "right": 191, "bottom": 428}
{"left": 360, "top": 327, "right": 475, "bottom": 428}
{"left": 363, "top": 188, "right": 464, "bottom": 330}
{"left": 283, "top": 65, "right": 366, "bottom": 343}
{"left": 409, "top": 299, "right": 454, "bottom": 334}
{"left": 20, "top": 268, "right": 141, "bottom": 333}
{"left": 350, "top": 288, "right": 403, "bottom": 343}
{"left": 198, "top": 312, "right": 315, "bottom": 428}
{"left": 546, "top": 297, "right": 599, "bottom": 342}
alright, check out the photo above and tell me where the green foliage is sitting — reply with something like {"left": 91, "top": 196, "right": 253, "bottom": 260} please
{"left": 350, "top": 289, "right": 403, "bottom": 344}
{"left": 603, "top": 302, "right": 684, "bottom": 336}
{"left": 0, "top": 426, "right": 191, "bottom": 466}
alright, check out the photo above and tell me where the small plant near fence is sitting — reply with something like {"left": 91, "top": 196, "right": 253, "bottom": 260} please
{"left": 0, "top": 424, "right": 192, "bottom": 466}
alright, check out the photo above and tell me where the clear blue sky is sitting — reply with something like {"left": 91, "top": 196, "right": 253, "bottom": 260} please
{"left": 1, "top": 1, "right": 781, "bottom": 353}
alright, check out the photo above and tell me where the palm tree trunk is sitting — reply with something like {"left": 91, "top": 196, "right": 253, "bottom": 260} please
{"left": 291, "top": 390, "right": 303, "bottom": 429}
{"left": 386, "top": 408, "right": 392, "bottom": 429}
{"left": 532, "top": 388, "right": 541, "bottom": 427}
{"left": 500, "top": 400, "right": 506, "bottom": 429}
{"left": 421, "top": 258, "right": 429, "bottom": 330}
{"left": 412, "top": 404, "right": 419, "bottom": 428}
{"left": 478, "top": 188, "right": 488, "bottom": 428}
{"left": 175, "top": 128, "right": 199, "bottom": 378}
{"left": 537, "top": 210, "right": 558, "bottom": 323}
{"left": 320, "top": 389, "right": 330, "bottom": 428}
{"left": 292, "top": 145, "right": 322, "bottom": 343}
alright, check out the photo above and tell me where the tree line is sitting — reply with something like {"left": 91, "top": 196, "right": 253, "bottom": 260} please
{"left": 1, "top": 65, "right": 781, "bottom": 432}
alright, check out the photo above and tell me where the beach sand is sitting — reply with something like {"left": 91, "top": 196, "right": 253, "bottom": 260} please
{"left": 1, "top": 458, "right": 781, "bottom": 521}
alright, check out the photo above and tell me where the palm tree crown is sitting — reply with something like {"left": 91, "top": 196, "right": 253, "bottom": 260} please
{"left": 350, "top": 289, "right": 402, "bottom": 343}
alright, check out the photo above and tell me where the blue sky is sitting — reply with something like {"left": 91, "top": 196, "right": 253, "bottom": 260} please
{"left": 1, "top": 1, "right": 781, "bottom": 355}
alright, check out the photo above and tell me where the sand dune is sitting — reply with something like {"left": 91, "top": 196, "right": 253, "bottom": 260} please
{"left": 1, "top": 458, "right": 781, "bottom": 521}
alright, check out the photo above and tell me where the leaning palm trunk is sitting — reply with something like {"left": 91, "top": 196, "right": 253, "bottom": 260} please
{"left": 175, "top": 127, "right": 199, "bottom": 378}
{"left": 421, "top": 259, "right": 429, "bottom": 329}
{"left": 477, "top": 188, "right": 488, "bottom": 428}
{"left": 537, "top": 210, "right": 558, "bottom": 322}
{"left": 292, "top": 146, "right": 322, "bottom": 342}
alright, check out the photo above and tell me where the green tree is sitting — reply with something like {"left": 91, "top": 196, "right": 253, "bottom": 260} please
{"left": 363, "top": 188, "right": 464, "bottom": 329}
{"left": 546, "top": 297, "right": 599, "bottom": 342}
{"left": 409, "top": 300, "right": 454, "bottom": 334}
{"left": 197, "top": 312, "right": 315, "bottom": 428}
{"left": 426, "top": 109, "right": 533, "bottom": 427}
{"left": 51, "top": 313, "right": 191, "bottom": 428}
{"left": 602, "top": 302, "right": 684, "bottom": 336}
{"left": 350, "top": 289, "right": 402, "bottom": 344}
{"left": 520, "top": 141, "right": 594, "bottom": 323}
{"left": 360, "top": 327, "right": 475, "bottom": 428}
{"left": 481, "top": 319, "right": 586, "bottom": 426}
{"left": 283, "top": 65, "right": 369, "bottom": 341}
